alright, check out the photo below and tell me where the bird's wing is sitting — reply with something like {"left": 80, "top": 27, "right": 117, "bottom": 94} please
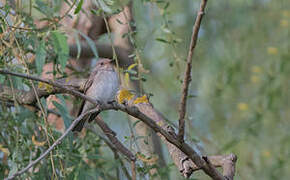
{"left": 73, "top": 70, "right": 99, "bottom": 132}
{"left": 83, "top": 69, "right": 98, "bottom": 93}
{"left": 77, "top": 69, "right": 99, "bottom": 116}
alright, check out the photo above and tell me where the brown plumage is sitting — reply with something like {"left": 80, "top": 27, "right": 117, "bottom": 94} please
{"left": 72, "top": 58, "right": 119, "bottom": 132}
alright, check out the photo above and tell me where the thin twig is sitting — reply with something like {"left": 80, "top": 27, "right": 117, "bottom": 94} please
{"left": 0, "top": 69, "right": 97, "bottom": 105}
{"left": 87, "top": 127, "right": 132, "bottom": 180}
{"left": 13, "top": 26, "right": 58, "bottom": 178}
{"left": 107, "top": 103, "right": 226, "bottom": 180}
{"left": 131, "top": 160, "right": 136, "bottom": 180}
{"left": 178, "top": 0, "right": 208, "bottom": 142}
{"left": 95, "top": 0, "right": 121, "bottom": 81}
{"left": 5, "top": 109, "right": 99, "bottom": 180}
{"left": 121, "top": 4, "right": 144, "bottom": 92}
{"left": 94, "top": 117, "right": 136, "bottom": 161}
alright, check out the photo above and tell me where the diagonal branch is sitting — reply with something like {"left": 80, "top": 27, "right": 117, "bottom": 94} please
{"left": 106, "top": 103, "right": 226, "bottom": 180}
{"left": 94, "top": 116, "right": 136, "bottom": 162}
{"left": 178, "top": 0, "right": 208, "bottom": 142}
{"left": 87, "top": 127, "right": 132, "bottom": 180}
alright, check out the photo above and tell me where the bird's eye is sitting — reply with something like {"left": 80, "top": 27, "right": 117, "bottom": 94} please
{"left": 100, "top": 62, "right": 104, "bottom": 66}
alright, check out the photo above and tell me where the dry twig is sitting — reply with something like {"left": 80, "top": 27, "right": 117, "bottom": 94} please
{"left": 178, "top": 0, "right": 208, "bottom": 142}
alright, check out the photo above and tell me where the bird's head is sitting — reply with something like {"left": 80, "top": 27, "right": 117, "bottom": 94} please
{"left": 95, "top": 58, "right": 115, "bottom": 71}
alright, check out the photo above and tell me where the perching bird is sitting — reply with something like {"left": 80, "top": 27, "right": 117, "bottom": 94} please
{"left": 72, "top": 58, "right": 119, "bottom": 132}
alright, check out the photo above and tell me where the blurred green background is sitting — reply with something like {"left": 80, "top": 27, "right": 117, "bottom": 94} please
{"left": 139, "top": 0, "right": 289, "bottom": 179}
{"left": 0, "top": 0, "right": 289, "bottom": 179}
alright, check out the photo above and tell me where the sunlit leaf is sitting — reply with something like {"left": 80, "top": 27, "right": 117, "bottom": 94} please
{"left": 32, "top": 135, "right": 46, "bottom": 147}
{"left": 0, "top": 144, "right": 10, "bottom": 156}
{"left": 136, "top": 152, "right": 158, "bottom": 164}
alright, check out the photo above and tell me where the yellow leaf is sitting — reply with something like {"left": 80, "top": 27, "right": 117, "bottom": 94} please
{"left": 267, "top": 47, "right": 278, "bottom": 55}
{"left": 262, "top": 150, "right": 271, "bottom": 158}
{"left": 280, "top": 20, "right": 288, "bottom": 27}
{"left": 251, "top": 66, "right": 262, "bottom": 73}
{"left": 282, "top": 10, "right": 289, "bottom": 17}
{"left": 117, "top": 89, "right": 134, "bottom": 104}
{"left": 0, "top": 144, "right": 10, "bottom": 156}
{"left": 251, "top": 75, "right": 260, "bottom": 83}
{"left": 32, "top": 135, "right": 46, "bottom": 147}
{"left": 128, "top": 63, "right": 138, "bottom": 70}
{"left": 38, "top": 82, "right": 53, "bottom": 93}
{"left": 124, "top": 73, "right": 130, "bottom": 88}
{"left": 124, "top": 63, "right": 138, "bottom": 88}
{"left": 133, "top": 95, "right": 149, "bottom": 104}
{"left": 237, "top": 103, "right": 248, "bottom": 111}
{"left": 136, "top": 152, "right": 158, "bottom": 164}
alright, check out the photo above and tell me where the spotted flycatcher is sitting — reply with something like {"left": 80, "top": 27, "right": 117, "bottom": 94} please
{"left": 72, "top": 58, "right": 119, "bottom": 132}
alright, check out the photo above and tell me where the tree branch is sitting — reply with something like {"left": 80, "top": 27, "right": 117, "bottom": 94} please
{"left": 0, "top": 69, "right": 96, "bottom": 105}
{"left": 5, "top": 109, "right": 99, "bottom": 180}
{"left": 87, "top": 127, "right": 132, "bottom": 180}
{"left": 178, "top": 0, "right": 208, "bottom": 142}
{"left": 1, "top": 70, "right": 237, "bottom": 179}
{"left": 94, "top": 116, "right": 136, "bottom": 162}
{"left": 104, "top": 103, "right": 227, "bottom": 180}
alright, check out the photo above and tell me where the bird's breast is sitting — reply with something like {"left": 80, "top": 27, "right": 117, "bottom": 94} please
{"left": 90, "top": 71, "right": 119, "bottom": 104}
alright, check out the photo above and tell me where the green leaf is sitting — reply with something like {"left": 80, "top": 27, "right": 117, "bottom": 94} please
{"left": 164, "top": 2, "right": 170, "bottom": 9}
{"left": 155, "top": 38, "right": 170, "bottom": 44}
{"left": 52, "top": 100, "right": 72, "bottom": 130}
{"left": 96, "top": 0, "right": 113, "bottom": 13}
{"left": 74, "top": 0, "right": 84, "bottom": 14}
{"left": 0, "top": 75, "right": 5, "bottom": 84}
{"left": 124, "top": 69, "right": 137, "bottom": 75}
{"left": 73, "top": 31, "right": 81, "bottom": 59}
{"left": 79, "top": 31, "right": 99, "bottom": 59}
{"left": 35, "top": 40, "right": 46, "bottom": 75}
{"left": 8, "top": 161, "right": 18, "bottom": 178}
{"left": 51, "top": 31, "right": 69, "bottom": 71}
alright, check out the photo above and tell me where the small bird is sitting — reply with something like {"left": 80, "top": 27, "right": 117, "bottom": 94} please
{"left": 72, "top": 58, "right": 119, "bottom": 132}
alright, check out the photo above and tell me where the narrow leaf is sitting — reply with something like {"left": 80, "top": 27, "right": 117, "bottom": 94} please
{"left": 51, "top": 31, "right": 69, "bottom": 71}
{"left": 155, "top": 38, "right": 170, "bottom": 44}
{"left": 74, "top": 0, "right": 84, "bottom": 14}
{"left": 35, "top": 40, "right": 46, "bottom": 75}
{"left": 79, "top": 31, "right": 99, "bottom": 59}
{"left": 73, "top": 31, "right": 81, "bottom": 59}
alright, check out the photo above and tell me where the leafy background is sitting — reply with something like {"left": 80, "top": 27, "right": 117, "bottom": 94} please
{"left": 0, "top": 0, "right": 289, "bottom": 179}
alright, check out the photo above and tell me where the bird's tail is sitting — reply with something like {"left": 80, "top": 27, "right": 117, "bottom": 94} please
{"left": 72, "top": 112, "right": 100, "bottom": 132}
{"left": 72, "top": 116, "right": 87, "bottom": 132}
